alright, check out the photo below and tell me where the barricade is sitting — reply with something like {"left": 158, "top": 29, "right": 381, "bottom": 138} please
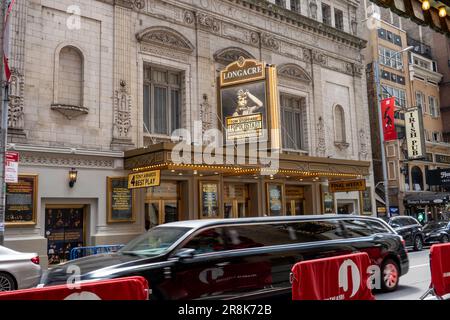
{"left": 291, "top": 252, "right": 375, "bottom": 300}
{"left": 0, "top": 276, "right": 149, "bottom": 300}
{"left": 69, "top": 244, "right": 125, "bottom": 260}
{"left": 420, "top": 243, "right": 450, "bottom": 300}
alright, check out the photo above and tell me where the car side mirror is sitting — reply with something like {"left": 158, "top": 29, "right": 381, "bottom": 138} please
{"left": 174, "top": 248, "right": 195, "bottom": 261}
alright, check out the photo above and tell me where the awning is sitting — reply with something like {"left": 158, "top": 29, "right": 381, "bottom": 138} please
{"left": 370, "top": 0, "right": 450, "bottom": 37}
{"left": 404, "top": 192, "right": 450, "bottom": 205}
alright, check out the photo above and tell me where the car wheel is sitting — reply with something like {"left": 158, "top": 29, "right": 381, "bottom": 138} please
{"left": 441, "top": 235, "right": 449, "bottom": 243}
{"left": 381, "top": 259, "right": 400, "bottom": 292}
{"left": 413, "top": 236, "right": 423, "bottom": 251}
{"left": 0, "top": 272, "right": 16, "bottom": 292}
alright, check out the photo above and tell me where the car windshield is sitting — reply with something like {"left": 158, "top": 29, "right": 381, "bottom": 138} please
{"left": 120, "top": 226, "right": 190, "bottom": 257}
{"left": 423, "top": 222, "right": 448, "bottom": 231}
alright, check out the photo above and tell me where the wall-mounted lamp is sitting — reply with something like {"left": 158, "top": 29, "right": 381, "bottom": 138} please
{"left": 69, "top": 168, "right": 77, "bottom": 188}
{"left": 422, "top": 0, "right": 431, "bottom": 11}
{"left": 439, "top": 6, "right": 448, "bottom": 18}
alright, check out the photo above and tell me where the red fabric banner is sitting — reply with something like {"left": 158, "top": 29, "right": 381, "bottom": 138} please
{"left": 0, "top": 276, "right": 149, "bottom": 300}
{"left": 430, "top": 243, "right": 450, "bottom": 297}
{"left": 381, "top": 97, "right": 397, "bottom": 141}
{"left": 291, "top": 252, "right": 375, "bottom": 300}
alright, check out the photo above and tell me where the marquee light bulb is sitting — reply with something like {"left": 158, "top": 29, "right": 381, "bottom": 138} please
{"left": 422, "top": 0, "right": 431, "bottom": 11}
{"left": 439, "top": 7, "right": 447, "bottom": 18}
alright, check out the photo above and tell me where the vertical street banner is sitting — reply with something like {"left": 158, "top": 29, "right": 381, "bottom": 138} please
{"left": 381, "top": 97, "right": 397, "bottom": 141}
{"left": 5, "top": 151, "right": 19, "bottom": 183}
{"left": 405, "top": 106, "right": 426, "bottom": 160}
{"left": 3, "top": 0, "right": 16, "bottom": 81}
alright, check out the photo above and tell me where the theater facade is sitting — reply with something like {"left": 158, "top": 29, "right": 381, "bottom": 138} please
{"left": 4, "top": 0, "right": 376, "bottom": 266}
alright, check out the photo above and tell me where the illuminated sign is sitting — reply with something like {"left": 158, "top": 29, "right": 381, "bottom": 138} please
{"left": 128, "top": 170, "right": 161, "bottom": 189}
{"left": 329, "top": 179, "right": 367, "bottom": 193}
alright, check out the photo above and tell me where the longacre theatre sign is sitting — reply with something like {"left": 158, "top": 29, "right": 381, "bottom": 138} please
{"left": 329, "top": 179, "right": 366, "bottom": 193}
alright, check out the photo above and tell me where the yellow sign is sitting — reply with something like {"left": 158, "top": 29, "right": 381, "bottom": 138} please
{"left": 329, "top": 179, "right": 366, "bottom": 193}
{"left": 226, "top": 113, "right": 263, "bottom": 140}
{"left": 128, "top": 170, "right": 161, "bottom": 189}
{"left": 377, "top": 207, "right": 387, "bottom": 213}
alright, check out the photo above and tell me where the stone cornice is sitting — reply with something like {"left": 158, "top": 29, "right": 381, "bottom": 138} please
{"left": 211, "top": 0, "right": 366, "bottom": 49}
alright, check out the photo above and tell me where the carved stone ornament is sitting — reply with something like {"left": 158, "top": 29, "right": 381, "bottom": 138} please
{"left": 250, "top": 32, "right": 260, "bottom": 46}
{"left": 197, "top": 13, "right": 220, "bottom": 33}
{"left": 136, "top": 26, "right": 195, "bottom": 53}
{"left": 8, "top": 68, "right": 25, "bottom": 130}
{"left": 312, "top": 50, "right": 327, "bottom": 66}
{"left": 132, "top": 0, "right": 145, "bottom": 10}
{"left": 303, "top": 49, "right": 312, "bottom": 62}
{"left": 213, "top": 47, "right": 255, "bottom": 65}
{"left": 309, "top": 0, "right": 318, "bottom": 20}
{"left": 334, "top": 141, "right": 350, "bottom": 150}
{"left": 278, "top": 64, "right": 312, "bottom": 82}
{"left": 359, "top": 129, "right": 369, "bottom": 160}
{"left": 261, "top": 33, "right": 280, "bottom": 51}
{"left": 353, "top": 64, "right": 364, "bottom": 77}
{"left": 316, "top": 116, "right": 326, "bottom": 157}
{"left": 113, "top": 80, "right": 132, "bottom": 140}
{"left": 183, "top": 10, "right": 195, "bottom": 25}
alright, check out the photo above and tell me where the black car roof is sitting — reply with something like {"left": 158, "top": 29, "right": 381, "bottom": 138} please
{"left": 158, "top": 214, "right": 384, "bottom": 230}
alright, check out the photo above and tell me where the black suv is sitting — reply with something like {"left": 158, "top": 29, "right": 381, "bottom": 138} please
{"left": 383, "top": 216, "right": 424, "bottom": 251}
{"left": 40, "top": 215, "right": 409, "bottom": 299}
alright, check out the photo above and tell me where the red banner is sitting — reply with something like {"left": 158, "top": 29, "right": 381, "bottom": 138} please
{"left": 291, "top": 252, "right": 375, "bottom": 300}
{"left": 0, "top": 276, "right": 149, "bottom": 300}
{"left": 381, "top": 97, "right": 397, "bottom": 141}
{"left": 429, "top": 243, "right": 450, "bottom": 297}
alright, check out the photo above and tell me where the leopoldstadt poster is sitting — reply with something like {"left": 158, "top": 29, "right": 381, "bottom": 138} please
{"left": 5, "top": 175, "right": 37, "bottom": 225}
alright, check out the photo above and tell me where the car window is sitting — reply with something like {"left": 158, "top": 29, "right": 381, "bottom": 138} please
{"left": 367, "top": 220, "right": 392, "bottom": 234}
{"left": 183, "top": 228, "right": 226, "bottom": 254}
{"left": 222, "top": 220, "right": 345, "bottom": 250}
{"left": 342, "top": 219, "right": 375, "bottom": 237}
{"left": 407, "top": 218, "right": 419, "bottom": 226}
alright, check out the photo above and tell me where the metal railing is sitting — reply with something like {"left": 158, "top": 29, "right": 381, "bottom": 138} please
{"left": 69, "top": 244, "right": 125, "bottom": 261}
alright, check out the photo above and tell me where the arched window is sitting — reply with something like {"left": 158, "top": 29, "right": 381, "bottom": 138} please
{"left": 334, "top": 105, "right": 346, "bottom": 143}
{"left": 58, "top": 46, "right": 83, "bottom": 107}
{"left": 411, "top": 166, "right": 424, "bottom": 191}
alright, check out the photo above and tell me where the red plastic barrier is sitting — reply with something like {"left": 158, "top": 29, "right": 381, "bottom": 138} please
{"left": 429, "top": 243, "right": 450, "bottom": 297}
{"left": 291, "top": 252, "right": 375, "bottom": 300}
{"left": 0, "top": 276, "right": 149, "bottom": 300}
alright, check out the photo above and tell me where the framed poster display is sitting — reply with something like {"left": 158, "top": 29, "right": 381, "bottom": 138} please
{"left": 360, "top": 187, "right": 373, "bottom": 216}
{"left": 320, "top": 184, "right": 335, "bottom": 214}
{"left": 266, "top": 183, "right": 283, "bottom": 216}
{"left": 199, "top": 181, "right": 220, "bottom": 219}
{"left": 5, "top": 174, "right": 38, "bottom": 226}
{"left": 107, "top": 177, "right": 135, "bottom": 223}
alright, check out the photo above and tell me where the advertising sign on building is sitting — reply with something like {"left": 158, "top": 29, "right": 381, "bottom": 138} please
{"left": 329, "top": 179, "right": 367, "bottom": 193}
{"left": 219, "top": 57, "right": 280, "bottom": 148}
{"left": 5, "top": 151, "right": 19, "bottom": 183}
{"left": 380, "top": 97, "right": 397, "bottom": 141}
{"left": 405, "top": 106, "right": 426, "bottom": 160}
{"left": 128, "top": 170, "right": 161, "bottom": 189}
{"left": 427, "top": 169, "right": 450, "bottom": 186}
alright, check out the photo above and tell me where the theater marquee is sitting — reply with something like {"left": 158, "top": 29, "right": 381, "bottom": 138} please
{"left": 219, "top": 57, "right": 281, "bottom": 148}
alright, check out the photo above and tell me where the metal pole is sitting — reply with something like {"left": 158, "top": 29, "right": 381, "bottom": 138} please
{"left": 374, "top": 61, "right": 391, "bottom": 218}
{"left": 0, "top": 0, "right": 7, "bottom": 246}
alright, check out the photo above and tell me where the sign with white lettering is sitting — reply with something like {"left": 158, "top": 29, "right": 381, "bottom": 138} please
{"left": 220, "top": 58, "right": 265, "bottom": 87}
{"left": 5, "top": 151, "right": 19, "bottom": 183}
{"left": 128, "top": 170, "right": 161, "bottom": 189}
{"left": 405, "top": 107, "right": 426, "bottom": 160}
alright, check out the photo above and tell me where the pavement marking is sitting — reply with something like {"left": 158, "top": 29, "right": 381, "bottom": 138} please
{"left": 409, "top": 263, "right": 429, "bottom": 269}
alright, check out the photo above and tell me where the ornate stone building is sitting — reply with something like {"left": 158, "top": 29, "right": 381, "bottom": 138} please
{"left": 4, "top": 0, "right": 375, "bottom": 267}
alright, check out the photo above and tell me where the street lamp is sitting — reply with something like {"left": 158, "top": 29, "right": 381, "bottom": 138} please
{"left": 373, "top": 45, "right": 414, "bottom": 218}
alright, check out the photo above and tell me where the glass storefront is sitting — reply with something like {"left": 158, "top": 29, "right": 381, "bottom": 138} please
{"left": 224, "top": 183, "right": 249, "bottom": 219}
{"left": 285, "top": 185, "right": 305, "bottom": 216}
{"left": 145, "top": 182, "right": 179, "bottom": 230}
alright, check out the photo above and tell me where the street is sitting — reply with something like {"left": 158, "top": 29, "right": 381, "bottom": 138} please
{"left": 376, "top": 248, "right": 432, "bottom": 300}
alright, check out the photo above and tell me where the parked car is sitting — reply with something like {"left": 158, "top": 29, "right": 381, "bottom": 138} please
{"left": 423, "top": 221, "right": 450, "bottom": 244}
{"left": 0, "top": 245, "right": 42, "bottom": 291}
{"left": 40, "top": 215, "right": 409, "bottom": 299}
{"left": 382, "top": 216, "right": 424, "bottom": 251}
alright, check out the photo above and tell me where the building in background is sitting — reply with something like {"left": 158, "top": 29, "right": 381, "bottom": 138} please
{"left": 361, "top": 2, "right": 450, "bottom": 221}
{"left": 4, "top": 0, "right": 375, "bottom": 267}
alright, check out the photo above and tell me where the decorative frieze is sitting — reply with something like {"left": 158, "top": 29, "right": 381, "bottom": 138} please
{"left": 19, "top": 153, "right": 115, "bottom": 169}
{"left": 277, "top": 64, "right": 312, "bottom": 83}
{"left": 261, "top": 33, "right": 280, "bottom": 51}
{"left": 197, "top": 13, "right": 220, "bottom": 34}
{"left": 8, "top": 69, "right": 24, "bottom": 130}
{"left": 213, "top": 47, "right": 255, "bottom": 65}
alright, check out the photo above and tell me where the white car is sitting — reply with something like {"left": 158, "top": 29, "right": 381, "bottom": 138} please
{"left": 0, "top": 245, "right": 42, "bottom": 291}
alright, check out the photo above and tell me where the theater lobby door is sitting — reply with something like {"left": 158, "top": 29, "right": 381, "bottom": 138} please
{"left": 285, "top": 185, "right": 305, "bottom": 216}
{"left": 224, "top": 183, "right": 250, "bottom": 219}
{"left": 145, "top": 182, "right": 179, "bottom": 230}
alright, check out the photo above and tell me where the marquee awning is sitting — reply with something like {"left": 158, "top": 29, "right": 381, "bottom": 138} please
{"left": 370, "top": 0, "right": 450, "bottom": 37}
{"left": 404, "top": 192, "right": 450, "bottom": 205}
